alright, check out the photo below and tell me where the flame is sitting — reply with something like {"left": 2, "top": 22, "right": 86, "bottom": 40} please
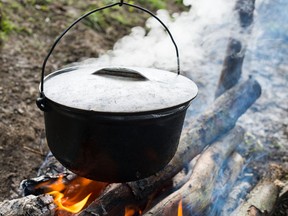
{"left": 36, "top": 175, "right": 108, "bottom": 214}
{"left": 49, "top": 191, "right": 92, "bottom": 213}
{"left": 178, "top": 199, "right": 183, "bottom": 216}
{"left": 125, "top": 206, "right": 142, "bottom": 216}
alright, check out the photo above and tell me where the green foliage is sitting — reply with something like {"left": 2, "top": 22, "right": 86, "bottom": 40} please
{"left": 81, "top": 0, "right": 180, "bottom": 33}
{"left": 0, "top": 12, "right": 17, "bottom": 40}
{"left": 138, "top": 0, "right": 166, "bottom": 10}
{"left": 0, "top": 0, "right": 187, "bottom": 42}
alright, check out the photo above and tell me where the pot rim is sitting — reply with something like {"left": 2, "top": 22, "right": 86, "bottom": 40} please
{"left": 42, "top": 93, "right": 193, "bottom": 120}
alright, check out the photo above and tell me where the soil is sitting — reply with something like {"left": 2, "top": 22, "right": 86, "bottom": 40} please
{"left": 0, "top": 1, "right": 186, "bottom": 201}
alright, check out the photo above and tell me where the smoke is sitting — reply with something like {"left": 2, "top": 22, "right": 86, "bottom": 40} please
{"left": 77, "top": 0, "right": 288, "bottom": 142}
{"left": 74, "top": 0, "right": 288, "bottom": 213}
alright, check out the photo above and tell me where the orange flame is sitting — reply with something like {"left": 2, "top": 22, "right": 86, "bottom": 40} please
{"left": 49, "top": 191, "right": 92, "bottom": 213}
{"left": 36, "top": 175, "right": 108, "bottom": 213}
{"left": 178, "top": 199, "right": 183, "bottom": 216}
{"left": 125, "top": 206, "right": 142, "bottom": 216}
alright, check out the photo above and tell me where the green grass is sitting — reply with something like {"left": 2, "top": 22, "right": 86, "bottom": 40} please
{"left": 81, "top": 0, "right": 186, "bottom": 34}
{"left": 0, "top": 0, "right": 187, "bottom": 42}
{"left": 0, "top": 12, "right": 17, "bottom": 40}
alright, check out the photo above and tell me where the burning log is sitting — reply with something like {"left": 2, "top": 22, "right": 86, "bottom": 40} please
{"left": 79, "top": 77, "right": 261, "bottom": 215}
{"left": 0, "top": 194, "right": 56, "bottom": 216}
{"left": 0, "top": 77, "right": 261, "bottom": 215}
{"left": 215, "top": 0, "right": 255, "bottom": 98}
{"left": 143, "top": 126, "right": 244, "bottom": 216}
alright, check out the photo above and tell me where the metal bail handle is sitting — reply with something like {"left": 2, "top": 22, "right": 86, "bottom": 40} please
{"left": 37, "top": 0, "right": 181, "bottom": 110}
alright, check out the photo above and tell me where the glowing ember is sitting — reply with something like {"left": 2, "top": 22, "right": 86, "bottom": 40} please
{"left": 178, "top": 199, "right": 183, "bottom": 216}
{"left": 125, "top": 206, "right": 142, "bottom": 216}
{"left": 36, "top": 175, "right": 108, "bottom": 213}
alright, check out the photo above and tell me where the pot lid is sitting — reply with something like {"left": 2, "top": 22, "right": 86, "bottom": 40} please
{"left": 43, "top": 66, "right": 198, "bottom": 113}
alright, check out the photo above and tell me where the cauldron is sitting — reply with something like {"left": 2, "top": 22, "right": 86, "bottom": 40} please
{"left": 36, "top": 1, "right": 198, "bottom": 182}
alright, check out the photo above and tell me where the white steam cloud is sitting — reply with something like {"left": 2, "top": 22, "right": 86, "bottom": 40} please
{"left": 78, "top": 0, "right": 287, "bottom": 146}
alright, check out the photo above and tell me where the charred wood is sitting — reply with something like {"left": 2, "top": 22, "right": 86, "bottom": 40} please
{"left": 269, "top": 190, "right": 288, "bottom": 216}
{"left": 0, "top": 194, "right": 55, "bottom": 216}
{"left": 143, "top": 126, "right": 244, "bottom": 216}
{"left": 79, "top": 77, "right": 261, "bottom": 216}
{"left": 37, "top": 151, "right": 73, "bottom": 177}
{"left": 215, "top": 0, "right": 255, "bottom": 98}
{"left": 235, "top": 0, "right": 256, "bottom": 29}
{"left": 247, "top": 205, "right": 269, "bottom": 216}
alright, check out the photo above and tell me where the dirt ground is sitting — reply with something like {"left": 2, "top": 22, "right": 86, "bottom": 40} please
{"left": 0, "top": 1, "right": 186, "bottom": 201}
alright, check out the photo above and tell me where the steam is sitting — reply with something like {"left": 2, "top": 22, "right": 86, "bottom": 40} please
{"left": 78, "top": 0, "right": 288, "bottom": 137}
{"left": 75, "top": 0, "right": 287, "bottom": 213}
{"left": 83, "top": 0, "right": 238, "bottom": 74}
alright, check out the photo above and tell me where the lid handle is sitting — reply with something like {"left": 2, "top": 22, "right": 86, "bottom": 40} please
{"left": 37, "top": 1, "right": 180, "bottom": 110}
{"left": 93, "top": 67, "right": 148, "bottom": 81}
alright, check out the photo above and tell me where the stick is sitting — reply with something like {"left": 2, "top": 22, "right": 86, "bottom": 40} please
{"left": 79, "top": 77, "right": 261, "bottom": 216}
{"left": 143, "top": 126, "right": 244, "bottom": 216}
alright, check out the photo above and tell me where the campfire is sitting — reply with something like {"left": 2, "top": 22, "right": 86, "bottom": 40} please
{"left": 32, "top": 175, "right": 108, "bottom": 214}
{"left": 3, "top": 75, "right": 287, "bottom": 215}
{"left": 0, "top": 0, "right": 287, "bottom": 215}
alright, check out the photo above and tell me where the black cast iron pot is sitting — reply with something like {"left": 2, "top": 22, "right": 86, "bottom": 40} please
{"left": 36, "top": 1, "right": 198, "bottom": 183}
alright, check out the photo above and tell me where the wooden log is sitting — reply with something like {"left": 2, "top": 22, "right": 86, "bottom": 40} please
{"left": 235, "top": 0, "right": 256, "bottom": 29}
{"left": 230, "top": 180, "right": 280, "bottom": 216}
{"left": 144, "top": 155, "right": 201, "bottom": 212}
{"left": 204, "top": 152, "right": 244, "bottom": 215}
{"left": 215, "top": 0, "right": 255, "bottom": 98}
{"left": 172, "top": 155, "right": 200, "bottom": 191}
{"left": 221, "top": 178, "right": 256, "bottom": 215}
{"left": 79, "top": 77, "right": 261, "bottom": 216}
{"left": 0, "top": 194, "right": 56, "bottom": 216}
{"left": 215, "top": 38, "right": 245, "bottom": 98}
{"left": 143, "top": 126, "right": 244, "bottom": 216}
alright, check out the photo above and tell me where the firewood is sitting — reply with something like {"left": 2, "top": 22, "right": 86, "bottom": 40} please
{"left": 0, "top": 194, "right": 56, "bottom": 216}
{"left": 247, "top": 205, "right": 269, "bottom": 216}
{"left": 2, "top": 77, "right": 260, "bottom": 215}
{"left": 37, "top": 151, "right": 72, "bottom": 177}
{"left": 204, "top": 152, "right": 244, "bottom": 215}
{"left": 230, "top": 179, "right": 280, "bottom": 216}
{"left": 143, "top": 126, "right": 244, "bottom": 216}
{"left": 79, "top": 77, "right": 261, "bottom": 216}
{"left": 215, "top": 0, "right": 255, "bottom": 98}
{"left": 172, "top": 155, "right": 200, "bottom": 190}
{"left": 144, "top": 155, "right": 201, "bottom": 212}
{"left": 221, "top": 178, "right": 255, "bottom": 215}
